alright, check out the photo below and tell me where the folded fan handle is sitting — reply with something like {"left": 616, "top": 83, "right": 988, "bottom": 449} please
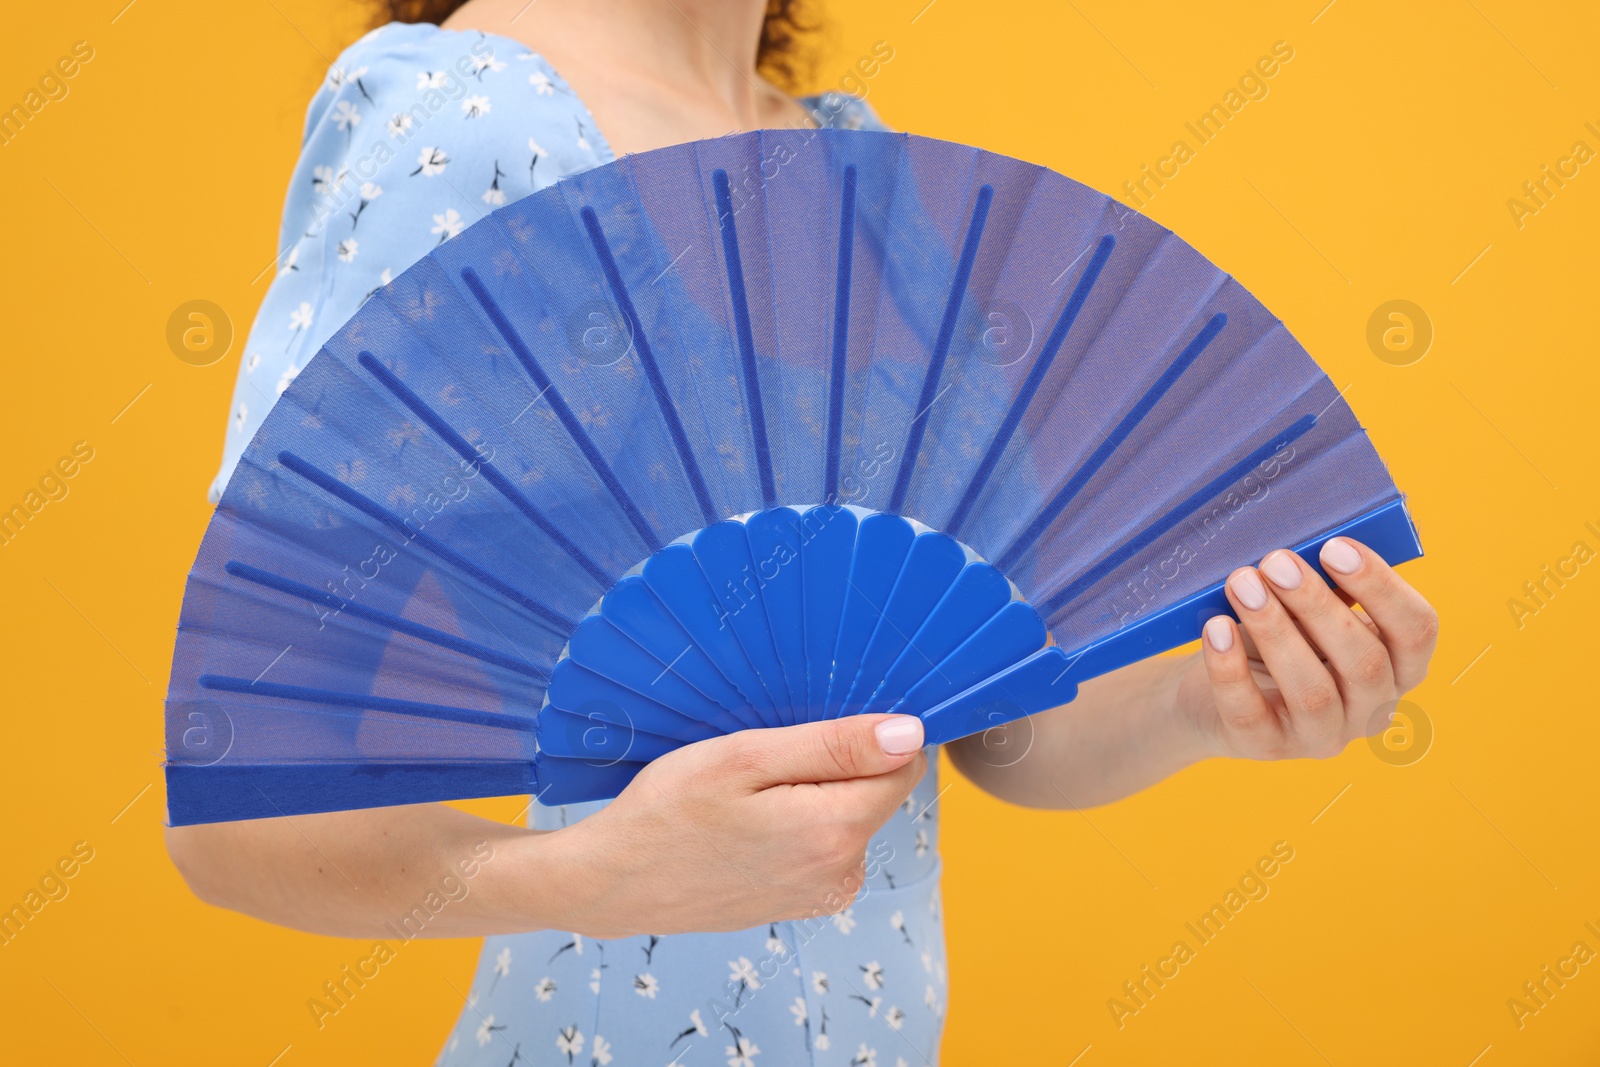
{"left": 920, "top": 497, "right": 1423, "bottom": 746}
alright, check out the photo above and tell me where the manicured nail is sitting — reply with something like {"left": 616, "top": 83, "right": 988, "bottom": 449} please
{"left": 1321, "top": 537, "right": 1362, "bottom": 575}
{"left": 1204, "top": 616, "right": 1234, "bottom": 653}
{"left": 1260, "top": 550, "right": 1302, "bottom": 590}
{"left": 1229, "top": 569, "right": 1268, "bottom": 611}
{"left": 875, "top": 715, "right": 924, "bottom": 756}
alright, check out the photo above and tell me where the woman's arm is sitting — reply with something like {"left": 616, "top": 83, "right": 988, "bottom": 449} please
{"left": 950, "top": 536, "right": 1439, "bottom": 808}
{"left": 165, "top": 803, "right": 557, "bottom": 940}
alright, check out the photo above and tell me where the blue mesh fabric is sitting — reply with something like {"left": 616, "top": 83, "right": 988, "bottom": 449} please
{"left": 167, "top": 130, "right": 1403, "bottom": 824}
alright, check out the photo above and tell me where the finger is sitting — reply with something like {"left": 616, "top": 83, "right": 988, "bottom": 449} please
{"left": 1318, "top": 537, "right": 1439, "bottom": 691}
{"left": 1258, "top": 548, "right": 1395, "bottom": 728}
{"left": 1226, "top": 566, "right": 1345, "bottom": 754}
{"left": 1200, "top": 615, "right": 1285, "bottom": 756}
{"left": 721, "top": 713, "right": 925, "bottom": 791}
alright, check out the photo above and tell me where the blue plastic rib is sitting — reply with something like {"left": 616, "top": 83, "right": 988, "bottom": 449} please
{"left": 546, "top": 659, "right": 722, "bottom": 742}
{"left": 561, "top": 617, "right": 748, "bottom": 737}
{"left": 275, "top": 450, "right": 576, "bottom": 632}
{"left": 197, "top": 674, "right": 536, "bottom": 732}
{"left": 597, "top": 576, "right": 767, "bottom": 730}
{"left": 893, "top": 599, "right": 1049, "bottom": 715}
{"left": 578, "top": 207, "right": 719, "bottom": 524}
{"left": 945, "top": 234, "right": 1116, "bottom": 537}
{"left": 1037, "top": 412, "right": 1317, "bottom": 617}
{"left": 224, "top": 561, "right": 547, "bottom": 680}
{"left": 642, "top": 543, "right": 783, "bottom": 727}
{"left": 537, "top": 705, "right": 684, "bottom": 762}
{"left": 743, "top": 508, "right": 809, "bottom": 714}
{"left": 842, "top": 531, "right": 967, "bottom": 713}
{"left": 998, "top": 311, "right": 1229, "bottom": 572}
{"left": 888, "top": 184, "right": 995, "bottom": 513}
{"left": 356, "top": 352, "right": 609, "bottom": 584}
{"left": 864, "top": 561, "right": 1014, "bottom": 713}
{"left": 827, "top": 513, "right": 917, "bottom": 713}
{"left": 711, "top": 171, "right": 776, "bottom": 508}
{"left": 692, "top": 521, "right": 793, "bottom": 722}
{"left": 459, "top": 266, "right": 662, "bottom": 549}
{"left": 824, "top": 166, "right": 857, "bottom": 503}
{"left": 800, "top": 506, "right": 857, "bottom": 719}
{"left": 920, "top": 496, "right": 1424, "bottom": 744}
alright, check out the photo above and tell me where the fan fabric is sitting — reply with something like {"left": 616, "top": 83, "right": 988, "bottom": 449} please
{"left": 166, "top": 129, "right": 1415, "bottom": 825}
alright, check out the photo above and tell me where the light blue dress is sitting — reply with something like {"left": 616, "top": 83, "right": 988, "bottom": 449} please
{"left": 217, "top": 22, "right": 948, "bottom": 1067}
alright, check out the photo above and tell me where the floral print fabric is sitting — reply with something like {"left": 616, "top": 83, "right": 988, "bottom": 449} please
{"left": 443, "top": 783, "right": 946, "bottom": 1067}
{"left": 219, "top": 21, "right": 947, "bottom": 1066}
{"left": 211, "top": 20, "right": 883, "bottom": 502}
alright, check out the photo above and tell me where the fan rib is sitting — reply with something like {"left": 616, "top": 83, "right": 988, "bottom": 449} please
{"left": 275, "top": 450, "right": 576, "bottom": 632}
{"left": 1038, "top": 412, "right": 1318, "bottom": 618}
{"left": 578, "top": 207, "right": 720, "bottom": 525}
{"left": 824, "top": 165, "right": 858, "bottom": 503}
{"left": 598, "top": 577, "right": 765, "bottom": 729}
{"left": 945, "top": 234, "right": 1117, "bottom": 538}
{"left": 459, "top": 266, "right": 663, "bottom": 549}
{"left": 711, "top": 170, "right": 777, "bottom": 509}
{"left": 865, "top": 562, "right": 1014, "bottom": 713}
{"left": 197, "top": 675, "right": 535, "bottom": 732}
{"left": 997, "top": 311, "right": 1229, "bottom": 573}
{"left": 224, "top": 561, "right": 548, "bottom": 680}
{"left": 355, "top": 352, "right": 610, "bottom": 584}
{"left": 888, "top": 184, "right": 996, "bottom": 513}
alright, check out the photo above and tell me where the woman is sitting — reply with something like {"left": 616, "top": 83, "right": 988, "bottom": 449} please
{"left": 167, "top": 1, "right": 1440, "bottom": 1063}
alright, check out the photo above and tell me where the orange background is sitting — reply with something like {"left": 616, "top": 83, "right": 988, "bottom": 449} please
{"left": 3, "top": 1, "right": 1598, "bottom": 1063}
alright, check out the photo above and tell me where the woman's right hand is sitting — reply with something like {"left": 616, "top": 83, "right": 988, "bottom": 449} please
{"left": 538, "top": 713, "right": 928, "bottom": 938}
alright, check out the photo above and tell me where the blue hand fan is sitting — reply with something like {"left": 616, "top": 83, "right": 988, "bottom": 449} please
{"left": 165, "top": 130, "right": 1421, "bottom": 825}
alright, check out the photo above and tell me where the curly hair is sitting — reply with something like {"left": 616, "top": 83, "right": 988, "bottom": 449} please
{"left": 372, "top": 0, "right": 823, "bottom": 91}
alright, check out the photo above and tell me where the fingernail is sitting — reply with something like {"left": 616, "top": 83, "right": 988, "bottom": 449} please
{"left": 1204, "top": 616, "right": 1234, "bottom": 653}
{"left": 1260, "top": 550, "right": 1302, "bottom": 590}
{"left": 875, "top": 715, "right": 924, "bottom": 756}
{"left": 1321, "top": 537, "right": 1362, "bottom": 575}
{"left": 1229, "top": 568, "right": 1268, "bottom": 611}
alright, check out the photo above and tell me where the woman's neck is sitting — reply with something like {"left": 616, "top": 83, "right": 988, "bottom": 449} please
{"left": 443, "top": 0, "right": 793, "bottom": 135}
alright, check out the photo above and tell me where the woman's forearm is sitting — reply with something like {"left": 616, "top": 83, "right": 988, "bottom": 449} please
{"left": 164, "top": 803, "right": 571, "bottom": 939}
{"left": 946, "top": 653, "right": 1209, "bottom": 809}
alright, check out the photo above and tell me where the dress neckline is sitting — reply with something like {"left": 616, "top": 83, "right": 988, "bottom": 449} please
{"left": 387, "top": 20, "right": 842, "bottom": 166}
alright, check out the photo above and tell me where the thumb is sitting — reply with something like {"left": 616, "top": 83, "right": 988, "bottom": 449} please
{"left": 725, "top": 713, "right": 925, "bottom": 790}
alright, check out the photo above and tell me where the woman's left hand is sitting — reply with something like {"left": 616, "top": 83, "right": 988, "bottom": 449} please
{"left": 1176, "top": 536, "right": 1439, "bottom": 761}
